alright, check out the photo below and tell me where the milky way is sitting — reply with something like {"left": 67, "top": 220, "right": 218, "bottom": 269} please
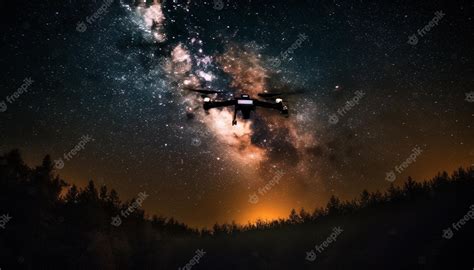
{"left": 122, "top": 0, "right": 323, "bottom": 181}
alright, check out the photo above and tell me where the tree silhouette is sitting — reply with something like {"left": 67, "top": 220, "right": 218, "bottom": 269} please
{"left": 289, "top": 209, "right": 301, "bottom": 224}
{"left": 1, "top": 149, "right": 473, "bottom": 269}
{"left": 326, "top": 195, "right": 342, "bottom": 215}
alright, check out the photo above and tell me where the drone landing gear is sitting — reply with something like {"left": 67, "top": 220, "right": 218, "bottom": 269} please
{"left": 232, "top": 109, "right": 237, "bottom": 126}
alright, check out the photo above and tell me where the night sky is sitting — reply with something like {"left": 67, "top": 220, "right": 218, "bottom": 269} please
{"left": 1, "top": 0, "right": 473, "bottom": 228}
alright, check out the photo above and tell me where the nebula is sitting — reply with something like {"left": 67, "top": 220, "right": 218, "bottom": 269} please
{"left": 217, "top": 43, "right": 269, "bottom": 96}
{"left": 125, "top": 0, "right": 166, "bottom": 42}
{"left": 164, "top": 43, "right": 267, "bottom": 167}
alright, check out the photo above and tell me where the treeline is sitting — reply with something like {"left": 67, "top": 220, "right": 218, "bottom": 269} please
{"left": 0, "top": 149, "right": 196, "bottom": 233}
{"left": 1, "top": 149, "right": 473, "bottom": 269}
{"left": 1, "top": 149, "right": 473, "bottom": 234}
{"left": 0, "top": 150, "right": 474, "bottom": 234}
{"left": 213, "top": 168, "right": 473, "bottom": 234}
{"left": 0, "top": 150, "right": 198, "bottom": 269}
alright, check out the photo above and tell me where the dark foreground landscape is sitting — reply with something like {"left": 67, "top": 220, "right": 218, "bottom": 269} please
{"left": 0, "top": 149, "right": 473, "bottom": 269}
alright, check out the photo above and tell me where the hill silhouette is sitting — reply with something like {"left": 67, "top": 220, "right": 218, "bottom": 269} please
{"left": 0, "top": 149, "right": 473, "bottom": 269}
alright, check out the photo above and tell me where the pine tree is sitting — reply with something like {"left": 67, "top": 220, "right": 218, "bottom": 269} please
{"left": 359, "top": 189, "right": 370, "bottom": 207}
{"left": 299, "top": 208, "right": 311, "bottom": 222}
{"left": 289, "top": 209, "right": 301, "bottom": 223}
{"left": 65, "top": 185, "right": 79, "bottom": 203}
{"left": 108, "top": 189, "right": 121, "bottom": 208}
{"left": 326, "top": 195, "right": 342, "bottom": 214}
{"left": 99, "top": 185, "right": 108, "bottom": 201}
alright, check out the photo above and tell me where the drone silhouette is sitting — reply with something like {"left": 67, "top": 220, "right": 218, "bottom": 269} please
{"left": 185, "top": 87, "right": 290, "bottom": 125}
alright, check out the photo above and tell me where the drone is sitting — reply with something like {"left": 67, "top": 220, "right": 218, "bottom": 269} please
{"left": 185, "top": 87, "right": 290, "bottom": 126}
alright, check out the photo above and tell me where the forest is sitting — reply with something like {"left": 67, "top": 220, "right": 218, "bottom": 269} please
{"left": 1, "top": 149, "right": 473, "bottom": 269}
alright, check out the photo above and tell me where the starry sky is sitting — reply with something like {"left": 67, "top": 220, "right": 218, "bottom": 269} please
{"left": 0, "top": 0, "right": 473, "bottom": 228}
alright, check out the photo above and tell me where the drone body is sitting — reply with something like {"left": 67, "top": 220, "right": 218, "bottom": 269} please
{"left": 186, "top": 88, "right": 289, "bottom": 125}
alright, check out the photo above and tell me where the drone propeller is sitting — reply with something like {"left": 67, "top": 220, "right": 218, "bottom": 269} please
{"left": 257, "top": 92, "right": 283, "bottom": 98}
{"left": 258, "top": 88, "right": 306, "bottom": 99}
{"left": 183, "top": 87, "right": 222, "bottom": 95}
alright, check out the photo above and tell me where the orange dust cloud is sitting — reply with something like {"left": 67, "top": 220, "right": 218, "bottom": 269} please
{"left": 218, "top": 44, "right": 268, "bottom": 95}
{"left": 203, "top": 108, "right": 266, "bottom": 166}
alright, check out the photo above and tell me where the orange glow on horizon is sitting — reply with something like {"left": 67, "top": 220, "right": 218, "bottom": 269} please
{"left": 236, "top": 203, "right": 292, "bottom": 225}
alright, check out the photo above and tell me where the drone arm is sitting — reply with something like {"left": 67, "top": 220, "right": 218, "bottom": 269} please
{"left": 254, "top": 100, "right": 280, "bottom": 109}
{"left": 203, "top": 100, "right": 236, "bottom": 110}
{"left": 254, "top": 100, "right": 289, "bottom": 115}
